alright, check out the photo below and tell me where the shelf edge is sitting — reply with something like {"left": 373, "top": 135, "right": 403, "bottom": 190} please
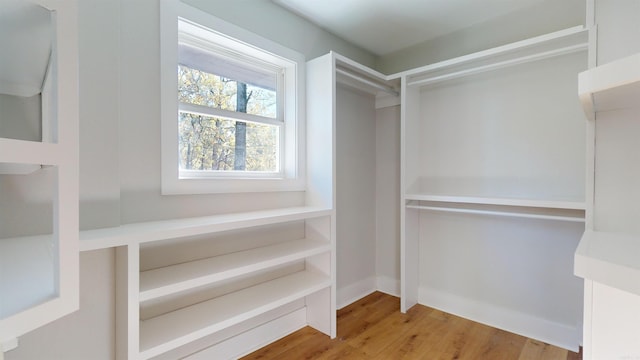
{"left": 79, "top": 206, "right": 333, "bottom": 251}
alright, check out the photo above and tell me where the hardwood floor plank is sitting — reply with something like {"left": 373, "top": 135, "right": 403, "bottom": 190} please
{"left": 336, "top": 291, "right": 399, "bottom": 341}
{"left": 241, "top": 292, "right": 581, "bottom": 360}
{"left": 518, "top": 339, "right": 569, "bottom": 360}
{"left": 348, "top": 304, "right": 431, "bottom": 357}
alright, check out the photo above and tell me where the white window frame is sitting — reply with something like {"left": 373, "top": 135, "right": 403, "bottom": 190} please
{"left": 160, "top": 0, "right": 306, "bottom": 194}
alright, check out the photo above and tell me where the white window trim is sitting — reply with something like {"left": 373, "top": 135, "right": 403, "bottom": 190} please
{"left": 160, "top": 0, "right": 306, "bottom": 194}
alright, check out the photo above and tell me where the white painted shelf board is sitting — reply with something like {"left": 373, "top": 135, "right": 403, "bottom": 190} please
{"left": 79, "top": 206, "right": 332, "bottom": 251}
{"left": 393, "top": 26, "right": 587, "bottom": 82}
{"left": 578, "top": 52, "right": 640, "bottom": 121}
{"left": 139, "top": 238, "right": 331, "bottom": 302}
{"left": 0, "top": 138, "right": 61, "bottom": 166}
{"left": 333, "top": 52, "right": 400, "bottom": 97}
{"left": 575, "top": 230, "right": 640, "bottom": 296}
{"left": 0, "top": 235, "right": 55, "bottom": 319}
{"left": 138, "top": 270, "right": 330, "bottom": 359}
{"left": 405, "top": 193, "right": 585, "bottom": 210}
{"left": 0, "top": 163, "right": 42, "bottom": 175}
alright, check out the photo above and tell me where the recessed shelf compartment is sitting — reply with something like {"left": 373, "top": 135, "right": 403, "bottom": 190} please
{"left": 578, "top": 52, "right": 640, "bottom": 121}
{"left": 80, "top": 206, "right": 332, "bottom": 251}
{"left": 0, "top": 234, "right": 55, "bottom": 320}
{"left": 138, "top": 270, "right": 331, "bottom": 359}
{"left": 575, "top": 230, "right": 640, "bottom": 296}
{"left": 139, "top": 238, "right": 331, "bottom": 301}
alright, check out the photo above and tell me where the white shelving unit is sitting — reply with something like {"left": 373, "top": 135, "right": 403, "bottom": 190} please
{"left": 575, "top": 230, "right": 640, "bottom": 296}
{"left": 578, "top": 52, "right": 640, "bottom": 121}
{"left": 400, "top": 26, "right": 588, "bottom": 351}
{"left": 79, "top": 207, "right": 335, "bottom": 360}
{"left": 574, "top": 51, "right": 640, "bottom": 360}
{"left": 0, "top": 0, "right": 79, "bottom": 353}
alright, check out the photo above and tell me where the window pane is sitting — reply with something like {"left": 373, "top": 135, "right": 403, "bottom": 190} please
{"left": 178, "top": 65, "right": 236, "bottom": 111}
{"left": 178, "top": 65, "right": 277, "bottom": 119}
{"left": 178, "top": 112, "right": 279, "bottom": 172}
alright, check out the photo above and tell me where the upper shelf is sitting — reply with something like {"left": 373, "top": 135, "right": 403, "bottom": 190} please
{"left": 397, "top": 26, "right": 588, "bottom": 88}
{"left": 578, "top": 52, "right": 640, "bottom": 121}
{"left": 79, "top": 206, "right": 332, "bottom": 251}
{"left": 575, "top": 230, "right": 640, "bottom": 296}
{"left": 333, "top": 53, "right": 400, "bottom": 99}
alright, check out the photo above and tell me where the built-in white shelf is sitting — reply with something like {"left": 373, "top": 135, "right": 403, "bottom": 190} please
{"left": 80, "top": 206, "right": 332, "bottom": 251}
{"left": 575, "top": 230, "right": 640, "bottom": 296}
{"left": 138, "top": 270, "right": 330, "bottom": 360}
{"left": 396, "top": 26, "right": 587, "bottom": 88}
{"left": 139, "top": 238, "right": 331, "bottom": 302}
{"left": 578, "top": 52, "right": 640, "bottom": 121}
{"left": 0, "top": 138, "right": 61, "bottom": 166}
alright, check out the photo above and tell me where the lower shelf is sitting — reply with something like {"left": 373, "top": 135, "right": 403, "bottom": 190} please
{"left": 138, "top": 270, "right": 331, "bottom": 359}
{"left": 139, "top": 238, "right": 331, "bottom": 302}
{"left": 575, "top": 230, "right": 640, "bottom": 296}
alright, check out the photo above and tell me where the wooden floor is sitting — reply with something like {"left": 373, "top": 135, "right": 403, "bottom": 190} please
{"left": 242, "top": 292, "right": 581, "bottom": 360}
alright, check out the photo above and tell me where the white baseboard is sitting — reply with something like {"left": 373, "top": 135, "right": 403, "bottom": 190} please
{"left": 419, "top": 286, "right": 581, "bottom": 352}
{"left": 184, "top": 307, "right": 307, "bottom": 360}
{"left": 376, "top": 275, "right": 400, "bottom": 297}
{"left": 337, "top": 277, "right": 376, "bottom": 309}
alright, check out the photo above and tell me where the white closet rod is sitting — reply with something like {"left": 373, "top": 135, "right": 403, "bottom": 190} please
{"left": 408, "top": 43, "right": 587, "bottom": 88}
{"left": 406, "top": 204, "right": 585, "bottom": 223}
{"left": 336, "top": 68, "right": 399, "bottom": 96}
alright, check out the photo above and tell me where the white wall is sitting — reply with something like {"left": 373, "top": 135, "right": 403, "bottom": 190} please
{"left": 0, "top": 94, "right": 41, "bottom": 143}
{"left": 375, "top": 105, "right": 401, "bottom": 295}
{"left": 335, "top": 85, "right": 377, "bottom": 307}
{"left": 4, "top": 0, "right": 377, "bottom": 358}
{"left": 183, "top": 0, "right": 376, "bottom": 70}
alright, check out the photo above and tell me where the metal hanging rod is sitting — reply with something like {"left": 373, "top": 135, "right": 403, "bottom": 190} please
{"left": 405, "top": 203, "right": 585, "bottom": 223}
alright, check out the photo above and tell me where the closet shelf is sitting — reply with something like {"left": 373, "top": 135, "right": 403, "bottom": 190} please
{"left": 139, "top": 238, "right": 331, "bottom": 302}
{"left": 0, "top": 138, "right": 61, "bottom": 166}
{"left": 575, "top": 230, "right": 640, "bottom": 296}
{"left": 405, "top": 193, "right": 585, "bottom": 210}
{"left": 578, "top": 52, "right": 640, "bottom": 121}
{"left": 79, "top": 206, "right": 332, "bottom": 251}
{"left": 138, "top": 270, "right": 330, "bottom": 360}
{"left": 397, "top": 26, "right": 587, "bottom": 87}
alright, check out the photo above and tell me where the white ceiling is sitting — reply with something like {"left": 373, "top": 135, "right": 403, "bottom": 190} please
{"left": 272, "top": 0, "right": 547, "bottom": 55}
